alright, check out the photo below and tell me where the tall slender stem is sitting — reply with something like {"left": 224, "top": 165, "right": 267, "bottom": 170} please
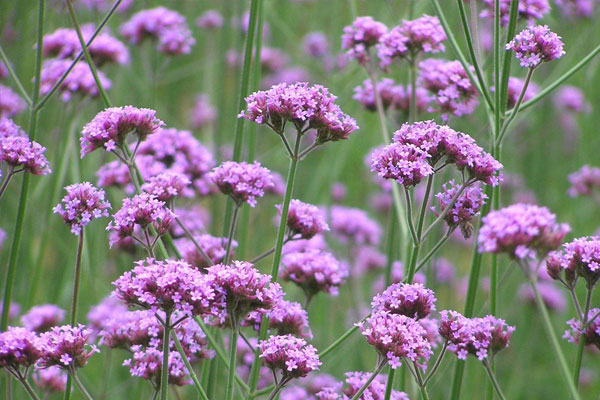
{"left": 159, "top": 313, "right": 172, "bottom": 400}
{"left": 16, "top": 377, "right": 41, "bottom": 400}
{"left": 496, "top": 68, "right": 534, "bottom": 145}
{"left": 224, "top": 205, "right": 241, "bottom": 264}
{"left": 171, "top": 331, "right": 209, "bottom": 400}
{"left": 0, "top": 45, "right": 32, "bottom": 106}
{"left": 483, "top": 360, "right": 506, "bottom": 400}
{"left": 225, "top": 324, "right": 239, "bottom": 400}
{"left": 383, "top": 368, "right": 395, "bottom": 400}
{"left": 409, "top": 57, "right": 418, "bottom": 123}
{"left": 351, "top": 362, "right": 385, "bottom": 400}
{"left": 420, "top": 181, "right": 469, "bottom": 241}
{"left": 70, "top": 232, "right": 85, "bottom": 325}
{"left": 573, "top": 288, "right": 592, "bottom": 388}
{"left": 423, "top": 342, "right": 448, "bottom": 386}
{"left": 384, "top": 206, "right": 397, "bottom": 287}
{"left": 70, "top": 371, "right": 94, "bottom": 400}
{"left": 320, "top": 314, "right": 369, "bottom": 359}
{"left": 415, "top": 368, "right": 430, "bottom": 400}
{"left": 0, "top": 170, "right": 15, "bottom": 200}
{"left": 415, "top": 230, "right": 452, "bottom": 273}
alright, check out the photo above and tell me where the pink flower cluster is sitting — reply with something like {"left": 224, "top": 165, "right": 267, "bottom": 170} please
{"left": 316, "top": 371, "right": 409, "bottom": 400}
{"left": 21, "top": 304, "right": 65, "bottom": 333}
{"left": 555, "top": 0, "right": 595, "bottom": 17}
{"left": 38, "top": 324, "right": 99, "bottom": 369}
{"left": 371, "top": 283, "right": 437, "bottom": 320}
{"left": 141, "top": 172, "right": 191, "bottom": 202}
{"left": 431, "top": 180, "right": 487, "bottom": 238}
{"left": 176, "top": 234, "right": 237, "bottom": 270}
{"left": 0, "top": 131, "right": 51, "bottom": 176}
{"left": 40, "top": 59, "right": 112, "bottom": 102}
{"left": 258, "top": 334, "right": 321, "bottom": 379}
{"left": 195, "top": 10, "right": 224, "bottom": 30}
{"left": 330, "top": 205, "right": 382, "bottom": 245}
{"left": 506, "top": 25, "right": 565, "bottom": 68}
{"left": 302, "top": 32, "right": 329, "bottom": 58}
{"left": 554, "top": 85, "right": 591, "bottom": 113}
{"left": 341, "top": 16, "right": 388, "bottom": 65}
{"left": 33, "top": 366, "right": 67, "bottom": 392}
{"left": 505, "top": 77, "right": 539, "bottom": 109}
{"left": 567, "top": 165, "right": 600, "bottom": 197}
{"left": 190, "top": 94, "right": 217, "bottom": 130}
{"left": 549, "top": 236, "right": 600, "bottom": 288}
{"left": 564, "top": 309, "right": 600, "bottom": 348}
{"left": 245, "top": 300, "right": 312, "bottom": 339}
{"left": 280, "top": 199, "right": 329, "bottom": 239}
{"left": 353, "top": 78, "right": 429, "bottom": 113}
{"left": 0, "top": 84, "right": 26, "bottom": 118}
{"left": 212, "top": 161, "right": 274, "bottom": 207}
{"left": 281, "top": 250, "right": 348, "bottom": 298}
{"left": 0, "top": 327, "right": 44, "bottom": 370}
{"left": 480, "top": 0, "right": 550, "bottom": 25}
{"left": 53, "top": 182, "right": 111, "bottom": 235}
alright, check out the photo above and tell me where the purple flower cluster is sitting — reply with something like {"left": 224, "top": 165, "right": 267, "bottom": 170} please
{"left": 478, "top": 203, "right": 570, "bottom": 259}
{"left": 371, "top": 283, "right": 437, "bottom": 320}
{"left": 567, "top": 165, "right": 600, "bottom": 197}
{"left": 245, "top": 300, "right": 312, "bottom": 339}
{"left": 195, "top": 10, "right": 224, "bottom": 30}
{"left": 377, "top": 15, "right": 446, "bottom": 68}
{"left": 212, "top": 161, "right": 274, "bottom": 207}
{"left": 0, "top": 117, "right": 25, "bottom": 139}
{"left": 0, "top": 327, "right": 43, "bottom": 370}
{"left": 370, "top": 142, "right": 433, "bottom": 187}
{"left": 564, "top": 308, "right": 600, "bottom": 348}
{"left": 141, "top": 172, "right": 191, "bottom": 202}
{"left": 431, "top": 180, "right": 487, "bottom": 238}
{"left": 120, "top": 7, "right": 195, "bottom": 55}
{"left": 548, "top": 236, "right": 600, "bottom": 288}
{"left": 0, "top": 132, "right": 51, "bottom": 176}
{"left": 53, "top": 182, "right": 111, "bottom": 235}
{"left": 80, "top": 106, "right": 163, "bottom": 157}
{"left": 124, "top": 344, "right": 191, "bottom": 386}
{"left": 506, "top": 25, "right": 565, "bottom": 68}
{"left": 239, "top": 82, "right": 359, "bottom": 143}
{"left": 176, "top": 234, "right": 237, "bottom": 270}
{"left": 170, "top": 205, "right": 209, "bottom": 237}
{"left": 40, "top": 59, "right": 112, "bottom": 102}
{"left": 38, "top": 324, "right": 99, "bottom": 369}
{"left": 42, "top": 25, "right": 129, "bottom": 65}
{"left": 0, "top": 84, "right": 26, "bottom": 118}
{"left": 480, "top": 0, "right": 551, "bottom": 25}
{"left": 353, "top": 78, "right": 429, "bottom": 113}
{"left": 555, "top": 0, "right": 595, "bottom": 17}
{"left": 418, "top": 58, "right": 479, "bottom": 118}
{"left": 302, "top": 32, "right": 329, "bottom": 58}
{"left": 280, "top": 199, "right": 329, "bottom": 239}
{"left": 113, "top": 258, "right": 226, "bottom": 318}
{"left": 33, "top": 366, "right": 67, "bottom": 392}
{"left": 439, "top": 311, "right": 515, "bottom": 361}
{"left": 330, "top": 205, "right": 382, "bottom": 245}
{"left": 554, "top": 85, "right": 591, "bottom": 113}
{"left": 281, "top": 250, "right": 348, "bottom": 298}
{"left": 190, "top": 94, "right": 217, "bottom": 130}
{"left": 358, "top": 312, "right": 433, "bottom": 369}
{"left": 341, "top": 16, "right": 387, "bottom": 65}
{"left": 21, "top": 305, "right": 65, "bottom": 333}
{"left": 258, "top": 334, "right": 321, "bottom": 379}
{"left": 317, "top": 372, "right": 409, "bottom": 400}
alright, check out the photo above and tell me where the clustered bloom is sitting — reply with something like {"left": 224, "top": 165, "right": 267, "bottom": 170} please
{"left": 258, "top": 334, "right": 321, "bottom": 380}
{"left": 141, "top": 172, "right": 191, "bottom": 202}
{"left": 206, "top": 261, "right": 283, "bottom": 325}
{"left": 113, "top": 258, "right": 226, "bottom": 319}
{"left": 0, "top": 84, "right": 26, "bottom": 118}
{"left": 176, "top": 234, "right": 237, "bottom": 270}
{"left": 506, "top": 25, "right": 565, "bottom": 68}
{"left": 80, "top": 106, "right": 164, "bottom": 157}
{"left": 548, "top": 236, "right": 600, "bottom": 288}
{"left": 358, "top": 312, "right": 433, "bottom": 369}
{"left": 21, "top": 305, "right": 66, "bottom": 333}
{"left": 212, "top": 161, "right": 274, "bottom": 207}
{"left": 317, "top": 372, "right": 409, "bottom": 400}
{"left": 245, "top": 300, "right": 312, "bottom": 339}
{"left": 369, "top": 142, "right": 433, "bottom": 187}
{"left": 554, "top": 85, "right": 591, "bottom": 113}
{"left": 555, "top": 0, "right": 595, "bottom": 17}
{"left": 38, "top": 324, "right": 99, "bottom": 369}
{"left": 189, "top": 94, "right": 217, "bottom": 130}
{"left": 371, "top": 283, "right": 436, "bottom": 320}
{"left": 39, "top": 59, "right": 112, "bottom": 102}
{"left": 478, "top": 203, "right": 570, "bottom": 259}
{"left": 42, "top": 25, "right": 129, "bottom": 65}
{"left": 0, "top": 117, "right": 25, "bottom": 139}
{"left": 195, "top": 10, "right": 224, "bottom": 30}
{"left": 33, "top": 366, "right": 67, "bottom": 392}
{"left": 280, "top": 373, "right": 338, "bottom": 399}
{"left": 302, "top": 32, "right": 329, "bottom": 58}
{"left": 0, "top": 133, "right": 51, "bottom": 176}
{"left": 281, "top": 250, "right": 348, "bottom": 298}
{"left": 567, "top": 165, "right": 600, "bottom": 197}
{"left": 439, "top": 311, "right": 515, "bottom": 361}
{"left": 564, "top": 308, "right": 600, "bottom": 348}
{"left": 330, "top": 205, "right": 382, "bottom": 245}
{"left": 341, "top": 16, "right": 387, "bottom": 65}
{"left": 106, "top": 193, "right": 175, "bottom": 246}
{"left": 53, "top": 182, "right": 111, "bottom": 235}
{"left": 418, "top": 58, "right": 479, "bottom": 118}
{"left": 170, "top": 205, "right": 209, "bottom": 237}
{"left": 431, "top": 180, "right": 487, "bottom": 238}
{"left": 280, "top": 199, "right": 329, "bottom": 239}
{"left": 480, "top": 0, "right": 551, "bottom": 25}
{"left": 353, "top": 78, "right": 429, "bottom": 113}
{"left": 0, "top": 327, "right": 44, "bottom": 371}
{"left": 239, "top": 82, "right": 359, "bottom": 143}
{"left": 120, "top": 7, "right": 195, "bottom": 55}
{"left": 377, "top": 15, "right": 446, "bottom": 68}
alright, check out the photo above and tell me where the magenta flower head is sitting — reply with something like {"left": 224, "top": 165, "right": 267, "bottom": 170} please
{"left": 330, "top": 205, "right": 382, "bottom": 246}
{"left": 341, "top": 16, "right": 387, "bottom": 65}
{"left": 370, "top": 142, "right": 433, "bottom": 187}
{"left": 21, "top": 304, "right": 66, "bottom": 333}
{"left": 0, "top": 135, "right": 51, "bottom": 176}
{"left": 113, "top": 258, "right": 226, "bottom": 319}
{"left": 480, "top": 0, "right": 550, "bottom": 25}
{"left": 195, "top": 10, "right": 224, "bottom": 30}
{"left": 281, "top": 250, "right": 348, "bottom": 300}
{"left": 80, "top": 106, "right": 164, "bottom": 158}
{"left": 377, "top": 15, "right": 446, "bottom": 68}
{"left": 141, "top": 172, "right": 191, "bottom": 202}
{"left": 0, "top": 327, "right": 44, "bottom": 371}
{"left": 564, "top": 308, "right": 600, "bottom": 348}
{"left": 439, "top": 311, "right": 515, "bottom": 361}
{"left": 206, "top": 261, "right": 283, "bottom": 325}
{"left": 259, "top": 334, "right": 321, "bottom": 381}
{"left": 40, "top": 59, "right": 111, "bottom": 102}
{"left": 0, "top": 84, "right": 26, "bottom": 118}
{"left": 120, "top": 7, "right": 195, "bottom": 55}
{"left": 106, "top": 193, "right": 175, "bottom": 247}
{"left": 33, "top": 366, "right": 67, "bottom": 393}
{"left": 555, "top": 0, "right": 595, "bottom": 17}
{"left": 176, "top": 234, "right": 237, "bottom": 270}
{"left": 278, "top": 199, "right": 329, "bottom": 239}
{"left": 506, "top": 25, "right": 565, "bottom": 68}
{"left": 189, "top": 94, "right": 217, "bottom": 130}
{"left": 550, "top": 237, "right": 600, "bottom": 288}
{"left": 53, "top": 182, "right": 111, "bottom": 235}
{"left": 431, "top": 180, "right": 488, "bottom": 238}
{"left": 38, "top": 324, "right": 99, "bottom": 370}
{"left": 353, "top": 78, "right": 403, "bottom": 112}
{"left": 554, "top": 85, "right": 591, "bottom": 113}
{"left": 245, "top": 300, "right": 312, "bottom": 339}
{"left": 478, "top": 203, "right": 570, "bottom": 260}
{"left": 567, "top": 165, "right": 600, "bottom": 197}
{"left": 0, "top": 117, "right": 26, "bottom": 139}
{"left": 371, "top": 283, "right": 437, "bottom": 320}
{"left": 359, "top": 311, "right": 433, "bottom": 369}
{"left": 124, "top": 344, "right": 191, "bottom": 386}
{"left": 212, "top": 161, "right": 274, "bottom": 207}
{"left": 239, "top": 82, "right": 359, "bottom": 143}
{"left": 317, "top": 371, "right": 409, "bottom": 400}
{"left": 302, "top": 32, "right": 329, "bottom": 58}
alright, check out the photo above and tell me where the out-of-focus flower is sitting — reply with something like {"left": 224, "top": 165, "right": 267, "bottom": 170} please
{"left": 40, "top": 59, "right": 111, "bottom": 102}
{"left": 480, "top": 0, "right": 551, "bottom": 25}
{"left": 567, "top": 165, "right": 600, "bottom": 198}
{"left": 190, "top": 94, "right": 217, "bottom": 130}
{"left": 330, "top": 205, "right": 381, "bottom": 246}
{"left": 279, "top": 199, "right": 329, "bottom": 239}
{"left": 21, "top": 305, "right": 65, "bottom": 333}
{"left": 0, "top": 84, "right": 26, "bottom": 118}
{"left": 196, "top": 10, "right": 224, "bottom": 30}
{"left": 341, "top": 16, "right": 387, "bottom": 65}
{"left": 281, "top": 250, "right": 348, "bottom": 299}
{"left": 302, "top": 32, "right": 329, "bottom": 58}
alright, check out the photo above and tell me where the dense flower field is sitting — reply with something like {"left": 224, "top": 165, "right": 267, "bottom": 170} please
{"left": 1, "top": 0, "right": 600, "bottom": 399}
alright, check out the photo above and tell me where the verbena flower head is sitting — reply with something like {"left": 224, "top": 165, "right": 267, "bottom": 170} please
{"left": 302, "top": 32, "right": 329, "bottom": 58}
{"left": 439, "top": 311, "right": 515, "bottom": 361}
{"left": 120, "top": 7, "right": 195, "bottom": 55}
{"left": 195, "top": 10, "right": 224, "bottom": 30}
{"left": 40, "top": 59, "right": 111, "bottom": 102}
{"left": 239, "top": 82, "right": 359, "bottom": 143}
{"left": 377, "top": 15, "right": 446, "bottom": 68}
{"left": 212, "top": 161, "right": 274, "bottom": 207}
{"left": 97, "top": 309, "right": 158, "bottom": 349}
{"left": 281, "top": 250, "right": 348, "bottom": 298}
{"left": 418, "top": 58, "right": 479, "bottom": 118}
{"left": 371, "top": 283, "right": 437, "bottom": 319}
{"left": 206, "top": 261, "right": 283, "bottom": 324}
{"left": 38, "top": 324, "right": 99, "bottom": 369}
{"left": 170, "top": 205, "right": 209, "bottom": 238}
{"left": 53, "top": 182, "right": 111, "bottom": 235}
{"left": 567, "top": 165, "right": 600, "bottom": 197}
{"left": 279, "top": 199, "right": 329, "bottom": 239}
{"left": 141, "top": 172, "right": 191, "bottom": 202}
{"left": 33, "top": 366, "right": 67, "bottom": 392}
{"left": 518, "top": 281, "right": 566, "bottom": 312}
{"left": 358, "top": 311, "right": 433, "bottom": 369}
{"left": 21, "top": 304, "right": 66, "bottom": 333}
{"left": 0, "top": 135, "right": 51, "bottom": 175}
{"left": 353, "top": 246, "right": 386, "bottom": 276}
{"left": 316, "top": 371, "right": 409, "bottom": 400}
{"left": 106, "top": 193, "right": 175, "bottom": 246}
{"left": 258, "top": 334, "right": 321, "bottom": 380}
{"left": 0, "top": 117, "right": 26, "bottom": 139}
{"left": 551, "top": 237, "right": 600, "bottom": 288}
{"left": 190, "top": 94, "right": 217, "bottom": 130}
{"left": 0, "top": 84, "right": 26, "bottom": 118}
{"left": 113, "top": 258, "right": 226, "bottom": 318}
{"left": 330, "top": 205, "right": 382, "bottom": 245}
{"left": 555, "top": 0, "right": 595, "bottom": 17}
{"left": 0, "top": 327, "right": 43, "bottom": 370}
{"left": 124, "top": 344, "right": 190, "bottom": 386}
{"left": 353, "top": 78, "right": 404, "bottom": 112}
{"left": 341, "top": 16, "right": 387, "bottom": 65}
{"left": 431, "top": 180, "right": 487, "bottom": 238}
{"left": 176, "top": 234, "right": 237, "bottom": 270}
{"left": 480, "top": 0, "right": 551, "bottom": 25}
{"left": 370, "top": 142, "right": 433, "bottom": 187}
{"left": 80, "top": 106, "right": 164, "bottom": 157}
{"left": 554, "top": 85, "right": 591, "bottom": 113}
{"left": 506, "top": 25, "right": 565, "bottom": 68}
{"left": 478, "top": 203, "right": 570, "bottom": 259}
{"left": 245, "top": 300, "right": 312, "bottom": 339}
{"left": 564, "top": 308, "right": 600, "bottom": 348}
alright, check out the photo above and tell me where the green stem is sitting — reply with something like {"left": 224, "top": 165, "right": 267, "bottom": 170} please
{"left": 1, "top": 0, "right": 45, "bottom": 333}
{"left": 70, "top": 232, "right": 85, "bottom": 325}
{"left": 171, "top": 331, "right": 209, "bottom": 400}
{"left": 225, "top": 325, "right": 239, "bottom": 400}
{"left": 16, "top": 377, "right": 41, "bottom": 400}
{"left": 415, "top": 229, "right": 452, "bottom": 274}
{"left": 383, "top": 368, "right": 395, "bottom": 400}
{"left": 0, "top": 45, "right": 32, "bottom": 106}
{"left": 420, "top": 180, "right": 470, "bottom": 241}
{"left": 572, "top": 288, "right": 592, "bottom": 388}
{"left": 499, "top": 0, "right": 519, "bottom": 115}
{"left": 384, "top": 206, "right": 397, "bottom": 287}
{"left": 496, "top": 68, "right": 534, "bottom": 145}
{"left": 409, "top": 57, "right": 418, "bottom": 123}
{"left": 320, "top": 314, "right": 370, "bottom": 358}
{"left": 403, "top": 187, "right": 418, "bottom": 244}
{"left": 160, "top": 314, "right": 171, "bottom": 400}
{"left": 423, "top": 342, "right": 448, "bottom": 386}
{"left": 70, "top": 371, "right": 94, "bottom": 400}
{"left": 483, "top": 361, "right": 506, "bottom": 400}
{"left": 350, "top": 362, "right": 385, "bottom": 400}
{"left": 224, "top": 205, "right": 240, "bottom": 264}
{"left": 415, "top": 367, "right": 429, "bottom": 400}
